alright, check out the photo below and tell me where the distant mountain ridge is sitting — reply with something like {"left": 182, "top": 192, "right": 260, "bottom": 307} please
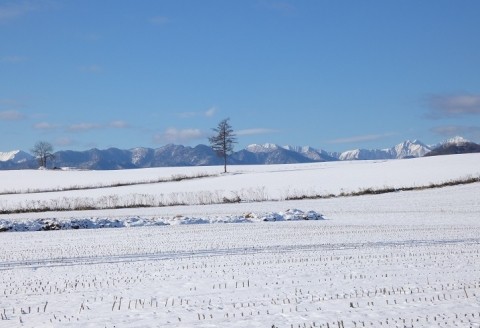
{"left": 338, "top": 140, "right": 431, "bottom": 160}
{"left": 0, "top": 150, "right": 33, "bottom": 163}
{"left": 424, "top": 137, "right": 480, "bottom": 157}
{"left": 0, "top": 150, "right": 35, "bottom": 169}
{"left": 0, "top": 136, "right": 477, "bottom": 170}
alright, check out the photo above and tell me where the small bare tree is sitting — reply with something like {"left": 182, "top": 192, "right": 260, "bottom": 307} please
{"left": 31, "top": 141, "right": 55, "bottom": 168}
{"left": 208, "top": 118, "right": 237, "bottom": 173}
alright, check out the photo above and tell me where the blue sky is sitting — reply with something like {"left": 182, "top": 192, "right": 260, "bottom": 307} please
{"left": 1, "top": 0, "right": 480, "bottom": 152}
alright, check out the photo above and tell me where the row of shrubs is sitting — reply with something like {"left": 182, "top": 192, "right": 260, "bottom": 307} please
{"left": 0, "top": 172, "right": 214, "bottom": 196}
{"left": 285, "top": 175, "right": 480, "bottom": 200}
{"left": 1, "top": 176, "right": 478, "bottom": 214}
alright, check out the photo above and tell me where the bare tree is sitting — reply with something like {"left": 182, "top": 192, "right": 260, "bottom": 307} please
{"left": 31, "top": 141, "right": 55, "bottom": 168}
{"left": 208, "top": 118, "right": 237, "bottom": 173}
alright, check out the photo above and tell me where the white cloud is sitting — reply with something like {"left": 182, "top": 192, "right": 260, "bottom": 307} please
{"left": 0, "top": 1, "right": 37, "bottom": 23}
{"left": 109, "top": 120, "right": 129, "bottom": 129}
{"left": 0, "top": 99, "right": 27, "bottom": 120}
{"left": 0, "top": 1, "right": 53, "bottom": 23}
{"left": 33, "top": 122, "right": 58, "bottom": 130}
{"left": 426, "top": 93, "right": 480, "bottom": 119}
{"left": 154, "top": 128, "right": 205, "bottom": 144}
{"left": 67, "top": 123, "right": 102, "bottom": 132}
{"left": 66, "top": 121, "right": 130, "bottom": 133}
{"left": 237, "top": 128, "right": 277, "bottom": 136}
{"left": 205, "top": 107, "right": 217, "bottom": 117}
{"left": 0, "top": 110, "right": 25, "bottom": 121}
{"left": 179, "top": 106, "right": 217, "bottom": 119}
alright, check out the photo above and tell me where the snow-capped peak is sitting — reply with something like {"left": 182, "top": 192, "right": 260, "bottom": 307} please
{"left": 282, "top": 145, "right": 308, "bottom": 153}
{"left": 393, "top": 140, "right": 430, "bottom": 158}
{"left": 246, "top": 143, "right": 280, "bottom": 153}
{"left": 442, "top": 136, "right": 470, "bottom": 146}
{"left": 396, "top": 139, "right": 426, "bottom": 147}
{"left": 0, "top": 150, "right": 19, "bottom": 162}
{"left": 0, "top": 150, "right": 33, "bottom": 163}
{"left": 130, "top": 147, "right": 152, "bottom": 165}
{"left": 339, "top": 139, "right": 432, "bottom": 160}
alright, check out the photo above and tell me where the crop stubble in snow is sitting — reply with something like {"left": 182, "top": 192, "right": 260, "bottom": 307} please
{"left": 1, "top": 155, "right": 480, "bottom": 327}
{"left": 1, "top": 221, "right": 480, "bottom": 327}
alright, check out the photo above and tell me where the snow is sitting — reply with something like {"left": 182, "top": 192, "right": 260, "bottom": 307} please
{"left": 0, "top": 150, "right": 32, "bottom": 163}
{"left": 443, "top": 135, "right": 470, "bottom": 145}
{"left": 339, "top": 140, "right": 431, "bottom": 160}
{"left": 392, "top": 140, "right": 429, "bottom": 158}
{"left": 1, "top": 154, "right": 480, "bottom": 327}
{"left": 0, "top": 153, "right": 479, "bottom": 213}
{"left": 428, "top": 135, "right": 472, "bottom": 149}
{"left": 0, "top": 150, "right": 21, "bottom": 162}
{"left": 0, "top": 209, "right": 325, "bottom": 232}
{"left": 245, "top": 143, "right": 280, "bottom": 153}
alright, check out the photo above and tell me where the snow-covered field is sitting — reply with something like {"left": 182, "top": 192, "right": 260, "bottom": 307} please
{"left": 1, "top": 154, "right": 480, "bottom": 327}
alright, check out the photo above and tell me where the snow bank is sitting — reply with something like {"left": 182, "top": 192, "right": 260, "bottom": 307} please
{"left": 0, "top": 209, "right": 325, "bottom": 232}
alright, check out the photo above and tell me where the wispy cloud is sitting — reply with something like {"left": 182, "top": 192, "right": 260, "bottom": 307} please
{"left": 0, "top": 98, "right": 24, "bottom": 109}
{"left": 149, "top": 15, "right": 170, "bottom": 26}
{"left": 0, "top": 0, "right": 53, "bottom": 24}
{"left": 237, "top": 128, "right": 278, "bottom": 136}
{"left": 109, "top": 120, "right": 129, "bottom": 129}
{"left": 63, "top": 120, "right": 130, "bottom": 133}
{"left": 0, "top": 99, "right": 27, "bottom": 120}
{"left": 425, "top": 93, "right": 480, "bottom": 119}
{"left": 327, "top": 133, "right": 396, "bottom": 144}
{"left": 154, "top": 128, "right": 205, "bottom": 144}
{"left": 179, "top": 106, "right": 217, "bottom": 119}
{"left": 0, "top": 55, "right": 28, "bottom": 63}
{"left": 205, "top": 107, "right": 217, "bottom": 117}
{"left": 0, "top": 110, "right": 25, "bottom": 121}
{"left": 67, "top": 123, "right": 102, "bottom": 132}
{"left": 431, "top": 125, "right": 480, "bottom": 140}
{"left": 33, "top": 122, "right": 58, "bottom": 130}
{"left": 0, "top": 1, "right": 37, "bottom": 23}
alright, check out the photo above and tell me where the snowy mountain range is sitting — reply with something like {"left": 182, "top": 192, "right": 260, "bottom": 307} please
{"left": 0, "top": 150, "right": 35, "bottom": 169}
{"left": 0, "top": 136, "right": 477, "bottom": 170}
{"left": 0, "top": 150, "right": 32, "bottom": 163}
{"left": 338, "top": 139, "right": 431, "bottom": 160}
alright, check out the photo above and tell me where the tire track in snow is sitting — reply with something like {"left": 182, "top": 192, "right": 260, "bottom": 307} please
{"left": 1, "top": 237, "right": 478, "bottom": 271}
